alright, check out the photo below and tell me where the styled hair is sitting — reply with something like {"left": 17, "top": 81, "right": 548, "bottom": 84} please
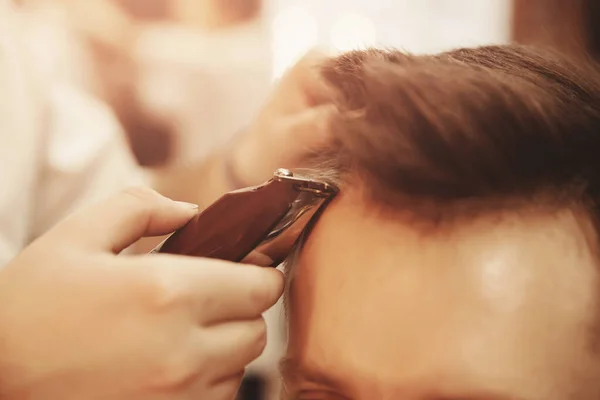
{"left": 301, "top": 44, "right": 600, "bottom": 221}
{"left": 282, "top": 45, "right": 600, "bottom": 298}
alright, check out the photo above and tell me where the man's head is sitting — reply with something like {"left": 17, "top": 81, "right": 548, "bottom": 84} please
{"left": 282, "top": 45, "right": 600, "bottom": 400}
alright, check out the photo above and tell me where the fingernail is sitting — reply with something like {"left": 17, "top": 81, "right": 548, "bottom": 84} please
{"left": 242, "top": 251, "right": 274, "bottom": 267}
{"left": 175, "top": 201, "right": 199, "bottom": 210}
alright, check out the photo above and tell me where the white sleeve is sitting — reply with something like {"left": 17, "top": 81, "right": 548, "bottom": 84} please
{"left": 28, "top": 83, "right": 146, "bottom": 239}
{"left": 0, "top": 2, "right": 145, "bottom": 265}
{"left": 0, "top": 2, "right": 46, "bottom": 266}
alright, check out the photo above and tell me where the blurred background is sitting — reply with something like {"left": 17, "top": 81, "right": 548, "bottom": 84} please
{"left": 8, "top": 0, "right": 600, "bottom": 399}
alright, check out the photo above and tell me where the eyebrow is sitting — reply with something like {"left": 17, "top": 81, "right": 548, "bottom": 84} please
{"left": 280, "top": 357, "right": 531, "bottom": 400}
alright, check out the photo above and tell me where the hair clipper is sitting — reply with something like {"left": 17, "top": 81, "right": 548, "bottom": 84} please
{"left": 151, "top": 169, "right": 338, "bottom": 266}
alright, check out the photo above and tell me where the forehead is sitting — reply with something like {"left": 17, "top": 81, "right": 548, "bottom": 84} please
{"left": 286, "top": 193, "right": 600, "bottom": 399}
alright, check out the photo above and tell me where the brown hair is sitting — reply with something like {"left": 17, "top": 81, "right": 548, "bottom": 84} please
{"left": 301, "top": 45, "right": 600, "bottom": 224}
{"left": 283, "top": 45, "right": 600, "bottom": 356}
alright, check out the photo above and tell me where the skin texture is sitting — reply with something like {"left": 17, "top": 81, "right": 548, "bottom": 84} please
{"left": 283, "top": 190, "right": 600, "bottom": 400}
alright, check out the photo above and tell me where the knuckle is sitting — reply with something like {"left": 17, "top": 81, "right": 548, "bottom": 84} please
{"left": 249, "top": 318, "right": 268, "bottom": 356}
{"left": 197, "top": 291, "right": 218, "bottom": 319}
{"left": 248, "top": 272, "right": 283, "bottom": 311}
{"left": 152, "top": 352, "right": 199, "bottom": 391}
{"left": 142, "top": 270, "right": 189, "bottom": 312}
{"left": 248, "top": 281, "right": 271, "bottom": 311}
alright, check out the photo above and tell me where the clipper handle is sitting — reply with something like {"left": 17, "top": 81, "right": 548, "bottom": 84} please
{"left": 155, "top": 179, "right": 299, "bottom": 262}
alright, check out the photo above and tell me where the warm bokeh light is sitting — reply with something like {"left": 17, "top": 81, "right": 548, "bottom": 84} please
{"left": 271, "top": 5, "right": 318, "bottom": 80}
{"left": 330, "top": 11, "right": 377, "bottom": 51}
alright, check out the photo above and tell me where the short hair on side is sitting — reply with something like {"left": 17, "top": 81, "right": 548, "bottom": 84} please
{"left": 282, "top": 44, "right": 600, "bottom": 310}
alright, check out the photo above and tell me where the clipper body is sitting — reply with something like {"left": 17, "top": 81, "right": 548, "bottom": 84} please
{"left": 154, "top": 169, "right": 337, "bottom": 266}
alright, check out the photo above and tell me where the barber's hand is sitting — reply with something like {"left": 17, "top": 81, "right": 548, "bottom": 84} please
{"left": 230, "top": 50, "right": 335, "bottom": 186}
{"left": 0, "top": 188, "right": 283, "bottom": 400}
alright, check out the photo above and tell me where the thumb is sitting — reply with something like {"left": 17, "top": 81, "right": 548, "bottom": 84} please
{"left": 52, "top": 187, "right": 198, "bottom": 253}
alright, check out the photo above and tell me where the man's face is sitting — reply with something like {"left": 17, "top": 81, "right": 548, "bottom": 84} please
{"left": 283, "top": 191, "right": 600, "bottom": 400}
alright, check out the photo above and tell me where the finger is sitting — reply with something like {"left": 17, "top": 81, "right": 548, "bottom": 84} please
{"left": 292, "top": 48, "right": 337, "bottom": 106}
{"left": 188, "top": 373, "right": 243, "bottom": 400}
{"left": 280, "top": 104, "right": 337, "bottom": 154}
{"left": 143, "top": 255, "right": 284, "bottom": 323}
{"left": 53, "top": 187, "right": 198, "bottom": 253}
{"left": 241, "top": 250, "right": 274, "bottom": 267}
{"left": 199, "top": 317, "right": 268, "bottom": 379}
{"left": 242, "top": 104, "right": 336, "bottom": 177}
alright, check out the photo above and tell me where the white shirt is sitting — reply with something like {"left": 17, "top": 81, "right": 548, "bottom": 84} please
{"left": 0, "top": 2, "right": 142, "bottom": 266}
